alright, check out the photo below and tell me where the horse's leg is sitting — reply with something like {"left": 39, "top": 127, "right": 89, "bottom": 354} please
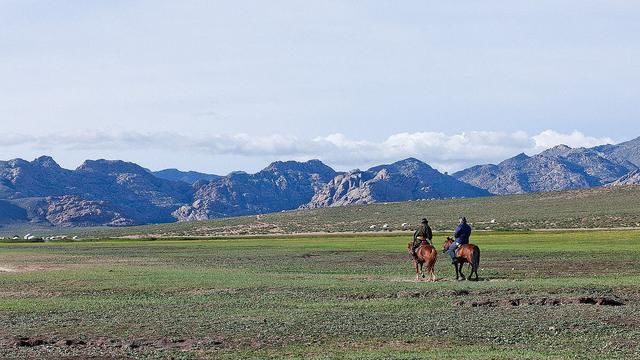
{"left": 420, "top": 262, "right": 425, "bottom": 278}
{"left": 429, "top": 263, "right": 436, "bottom": 282}
{"left": 425, "top": 261, "right": 431, "bottom": 282}
{"left": 415, "top": 261, "right": 420, "bottom": 281}
{"left": 473, "top": 262, "right": 479, "bottom": 281}
{"left": 458, "top": 262, "right": 466, "bottom": 281}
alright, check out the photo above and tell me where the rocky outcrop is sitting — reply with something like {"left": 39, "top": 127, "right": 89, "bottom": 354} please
{"left": 174, "top": 160, "right": 338, "bottom": 220}
{"left": 539, "top": 145, "right": 634, "bottom": 183}
{"left": 0, "top": 157, "right": 193, "bottom": 226}
{"left": 304, "top": 170, "right": 375, "bottom": 208}
{"left": 304, "top": 158, "right": 490, "bottom": 208}
{"left": 44, "top": 196, "right": 133, "bottom": 227}
{"left": 594, "top": 136, "right": 640, "bottom": 168}
{"left": 0, "top": 156, "right": 76, "bottom": 198}
{"left": 607, "top": 170, "right": 640, "bottom": 186}
{"left": 454, "top": 145, "right": 636, "bottom": 195}
{"left": 76, "top": 159, "right": 193, "bottom": 211}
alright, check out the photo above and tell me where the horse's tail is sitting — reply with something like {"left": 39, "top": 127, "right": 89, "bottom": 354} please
{"left": 472, "top": 246, "right": 480, "bottom": 272}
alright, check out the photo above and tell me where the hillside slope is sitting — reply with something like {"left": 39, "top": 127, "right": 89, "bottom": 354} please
{"left": 13, "top": 184, "right": 638, "bottom": 238}
{"left": 453, "top": 143, "right": 638, "bottom": 195}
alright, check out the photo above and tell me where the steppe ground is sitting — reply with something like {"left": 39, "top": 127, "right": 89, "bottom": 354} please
{"left": 1, "top": 230, "right": 639, "bottom": 359}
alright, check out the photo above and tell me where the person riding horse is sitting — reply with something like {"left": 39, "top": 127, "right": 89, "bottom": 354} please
{"left": 447, "top": 217, "right": 472, "bottom": 264}
{"left": 411, "top": 218, "right": 433, "bottom": 256}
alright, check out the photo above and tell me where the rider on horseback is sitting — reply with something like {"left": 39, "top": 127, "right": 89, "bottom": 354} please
{"left": 411, "top": 218, "right": 433, "bottom": 256}
{"left": 447, "top": 216, "right": 472, "bottom": 264}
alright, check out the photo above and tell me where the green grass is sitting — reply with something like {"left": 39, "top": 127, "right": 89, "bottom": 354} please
{"left": 1, "top": 231, "right": 639, "bottom": 359}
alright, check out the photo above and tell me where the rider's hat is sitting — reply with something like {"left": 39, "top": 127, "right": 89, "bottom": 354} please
{"left": 459, "top": 216, "right": 467, "bottom": 223}
{"left": 421, "top": 218, "right": 428, "bottom": 224}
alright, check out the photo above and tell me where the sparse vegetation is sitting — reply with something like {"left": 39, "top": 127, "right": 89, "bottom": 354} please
{"left": 0, "top": 230, "right": 639, "bottom": 358}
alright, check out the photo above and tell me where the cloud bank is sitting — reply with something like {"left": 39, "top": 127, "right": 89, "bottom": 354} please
{"left": 2, "top": 130, "right": 616, "bottom": 173}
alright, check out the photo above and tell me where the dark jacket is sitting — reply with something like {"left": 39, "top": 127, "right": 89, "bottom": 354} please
{"left": 413, "top": 224, "right": 433, "bottom": 242}
{"left": 453, "top": 223, "right": 471, "bottom": 245}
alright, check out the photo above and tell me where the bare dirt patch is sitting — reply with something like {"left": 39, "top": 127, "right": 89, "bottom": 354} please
{"left": 1, "top": 335, "right": 203, "bottom": 351}
{"left": 0, "top": 289, "right": 64, "bottom": 298}
{"left": 187, "top": 288, "right": 241, "bottom": 296}
{"left": 341, "top": 289, "right": 442, "bottom": 300}
{"left": 455, "top": 296, "right": 625, "bottom": 307}
{"left": 0, "top": 265, "right": 61, "bottom": 273}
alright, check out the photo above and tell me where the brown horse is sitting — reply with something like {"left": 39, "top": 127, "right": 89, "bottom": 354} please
{"left": 407, "top": 241, "right": 437, "bottom": 281}
{"left": 443, "top": 237, "right": 480, "bottom": 281}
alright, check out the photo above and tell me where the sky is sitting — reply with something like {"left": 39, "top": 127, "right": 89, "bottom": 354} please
{"left": 1, "top": 1, "right": 639, "bottom": 174}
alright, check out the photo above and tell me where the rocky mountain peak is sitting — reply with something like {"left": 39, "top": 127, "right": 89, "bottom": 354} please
{"left": 368, "top": 157, "right": 435, "bottom": 177}
{"left": 594, "top": 136, "right": 640, "bottom": 168}
{"left": 263, "top": 159, "right": 335, "bottom": 177}
{"left": 454, "top": 139, "right": 639, "bottom": 195}
{"left": 32, "top": 156, "right": 61, "bottom": 169}
{"left": 76, "top": 159, "right": 148, "bottom": 175}
{"left": 498, "top": 153, "right": 530, "bottom": 166}
{"left": 304, "top": 157, "right": 489, "bottom": 208}
{"left": 621, "top": 136, "right": 640, "bottom": 146}
{"left": 173, "top": 159, "right": 339, "bottom": 220}
{"left": 6, "top": 158, "right": 30, "bottom": 168}
{"left": 542, "top": 144, "right": 594, "bottom": 158}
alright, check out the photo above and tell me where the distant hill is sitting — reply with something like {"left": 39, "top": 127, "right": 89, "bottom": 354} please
{"left": 594, "top": 136, "right": 640, "bottom": 168}
{"left": 305, "top": 158, "right": 489, "bottom": 208}
{"left": 0, "top": 157, "right": 192, "bottom": 226}
{"left": 453, "top": 138, "right": 640, "bottom": 195}
{"left": 152, "top": 169, "right": 221, "bottom": 184}
{"left": 173, "top": 160, "right": 339, "bottom": 220}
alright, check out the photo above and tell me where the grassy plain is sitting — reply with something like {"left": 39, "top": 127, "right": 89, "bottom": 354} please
{"left": 1, "top": 230, "right": 639, "bottom": 359}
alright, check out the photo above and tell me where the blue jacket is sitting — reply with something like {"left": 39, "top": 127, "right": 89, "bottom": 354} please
{"left": 454, "top": 223, "right": 472, "bottom": 245}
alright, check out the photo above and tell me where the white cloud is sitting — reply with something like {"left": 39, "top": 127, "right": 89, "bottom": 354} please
{"left": 532, "top": 130, "right": 614, "bottom": 150}
{"left": 311, "top": 131, "right": 536, "bottom": 172}
{"left": 2, "top": 130, "right": 617, "bottom": 173}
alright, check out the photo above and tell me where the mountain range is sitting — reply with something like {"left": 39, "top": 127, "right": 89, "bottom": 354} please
{"left": 453, "top": 137, "right": 640, "bottom": 194}
{"left": 1, "top": 136, "right": 639, "bottom": 227}
{"left": 304, "top": 158, "right": 489, "bottom": 208}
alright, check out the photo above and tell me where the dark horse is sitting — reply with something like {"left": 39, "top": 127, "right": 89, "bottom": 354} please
{"left": 443, "top": 237, "right": 480, "bottom": 281}
{"left": 407, "top": 241, "right": 437, "bottom": 281}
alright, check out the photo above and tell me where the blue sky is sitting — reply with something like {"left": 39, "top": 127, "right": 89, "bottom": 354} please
{"left": 1, "top": 1, "right": 638, "bottom": 174}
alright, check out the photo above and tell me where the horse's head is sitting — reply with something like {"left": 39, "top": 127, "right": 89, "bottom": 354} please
{"left": 443, "top": 237, "right": 453, "bottom": 251}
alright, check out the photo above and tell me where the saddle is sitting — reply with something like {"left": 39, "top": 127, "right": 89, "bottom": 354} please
{"left": 451, "top": 243, "right": 467, "bottom": 257}
{"left": 415, "top": 236, "right": 431, "bottom": 246}
{"left": 412, "top": 237, "right": 431, "bottom": 258}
